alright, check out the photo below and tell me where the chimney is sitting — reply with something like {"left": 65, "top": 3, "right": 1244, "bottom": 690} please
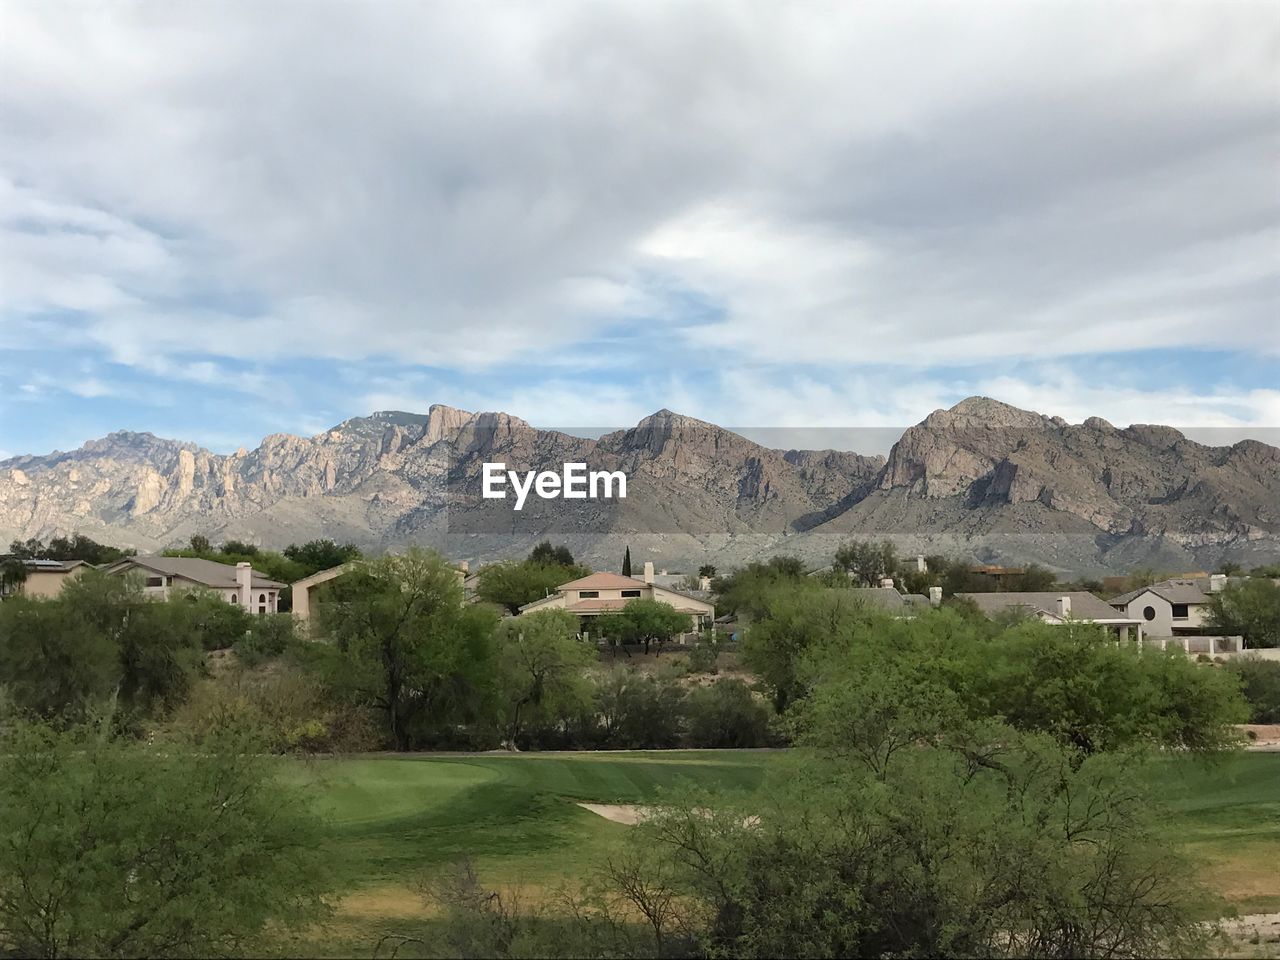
{"left": 916, "top": 554, "right": 927, "bottom": 573}
{"left": 1057, "top": 596, "right": 1071, "bottom": 619}
{"left": 458, "top": 560, "right": 469, "bottom": 574}
{"left": 699, "top": 576, "right": 712, "bottom": 591}
{"left": 1209, "top": 573, "right": 1226, "bottom": 593}
{"left": 236, "top": 561, "right": 253, "bottom": 608}
{"left": 929, "top": 586, "right": 942, "bottom": 607}
{"left": 879, "top": 577, "right": 895, "bottom": 590}
{"left": 643, "top": 561, "right": 654, "bottom": 584}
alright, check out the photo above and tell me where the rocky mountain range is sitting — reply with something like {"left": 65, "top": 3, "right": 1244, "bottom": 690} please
{"left": 3, "top": 398, "right": 1278, "bottom": 575}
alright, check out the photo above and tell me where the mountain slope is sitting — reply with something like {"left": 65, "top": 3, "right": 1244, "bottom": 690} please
{"left": 2, "top": 398, "right": 1276, "bottom": 574}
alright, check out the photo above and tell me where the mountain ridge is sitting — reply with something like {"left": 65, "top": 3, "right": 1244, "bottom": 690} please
{"left": 3, "top": 398, "right": 1278, "bottom": 575}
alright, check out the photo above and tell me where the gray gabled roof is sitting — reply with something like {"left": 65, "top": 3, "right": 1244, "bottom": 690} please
{"left": 847, "top": 587, "right": 908, "bottom": 611}
{"left": 1109, "top": 579, "right": 1212, "bottom": 607}
{"left": 106, "top": 556, "right": 287, "bottom": 590}
{"left": 959, "top": 591, "right": 1130, "bottom": 621}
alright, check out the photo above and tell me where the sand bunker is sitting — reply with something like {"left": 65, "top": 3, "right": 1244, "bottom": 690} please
{"left": 577, "top": 802, "right": 652, "bottom": 825}
{"left": 576, "top": 803, "right": 760, "bottom": 828}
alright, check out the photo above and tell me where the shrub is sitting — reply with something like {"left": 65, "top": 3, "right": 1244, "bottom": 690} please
{"left": 1225, "top": 657, "right": 1280, "bottom": 724}
{"left": 684, "top": 679, "right": 773, "bottom": 748}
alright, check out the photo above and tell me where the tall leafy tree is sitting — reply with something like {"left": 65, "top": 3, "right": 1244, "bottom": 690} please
{"left": 493, "top": 609, "right": 594, "bottom": 744}
{"left": 1207, "top": 578, "right": 1280, "bottom": 648}
{"left": 476, "top": 559, "right": 589, "bottom": 615}
{"left": 833, "top": 538, "right": 898, "bottom": 586}
{"left": 528, "top": 540, "right": 575, "bottom": 566}
{"left": 317, "top": 549, "right": 499, "bottom": 749}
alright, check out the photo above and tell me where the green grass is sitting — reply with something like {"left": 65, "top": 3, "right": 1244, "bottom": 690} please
{"left": 1138, "top": 752, "right": 1280, "bottom": 916}
{"left": 283, "top": 751, "right": 774, "bottom": 952}
{"left": 285, "top": 750, "right": 1280, "bottom": 954}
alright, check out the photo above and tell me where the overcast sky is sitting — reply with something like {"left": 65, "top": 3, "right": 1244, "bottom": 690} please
{"left": 1, "top": 0, "right": 1277, "bottom": 458}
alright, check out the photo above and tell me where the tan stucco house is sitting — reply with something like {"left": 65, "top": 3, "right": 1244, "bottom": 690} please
{"left": 959, "top": 591, "right": 1145, "bottom": 641}
{"left": 103, "top": 556, "right": 286, "bottom": 613}
{"left": 1108, "top": 575, "right": 1230, "bottom": 637}
{"left": 0, "top": 558, "right": 88, "bottom": 599}
{"left": 519, "top": 570, "right": 715, "bottom": 635}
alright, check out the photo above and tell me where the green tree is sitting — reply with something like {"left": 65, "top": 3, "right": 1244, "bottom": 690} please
{"left": 683, "top": 679, "right": 772, "bottom": 748}
{"left": 528, "top": 540, "right": 575, "bottom": 567}
{"left": 623, "top": 731, "right": 1214, "bottom": 959}
{"left": 592, "top": 668, "right": 685, "bottom": 749}
{"left": 188, "top": 533, "right": 212, "bottom": 554}
{"left": 282, "top": 538, "right": 362, "bottom": 575}
{"left": 605, "top": 598, "right": 691, "bottom": 655}
{"left": 622, "top": 545, "right": 632, "bottom": 577}
{"left": 1226, "top": 657, "right": 1280, "bottom": 724}
{"left": 1206, "top": 578, "right": 1280, "bottom": 647}
{"left": 494, "top": 609, "right": 595, "bottom": 745}
{"left": 8, "top": 534, "right": 134, "bottom": 565}
{"left": 316, "top": 549, "right": 499, "bottom": 749}
{"left": 740, "top": 588, "right": 880, "bottom": 712}
{"left": 220, "top": 539, "right": 259, "bottom": 556}
{"left": 697, "top": 563, "right": 716, "bottom": 579}
{"left": 794, "top": 608, "right": 1247, "bottom": 757}
{"left": 476, "top": 559, "right": 589, "bottom": 615}
{"left": 711, "top": 557, "right": 813, "bottom": 619}
{"left": 0, "top": 558, "right": 27, "bottom": 597}
{"left": 833, "top": 538, "right": 897, "bottom": 586}
{"left": 0, "top": 596, "right": 117, "bottom": 720}
{"left": 0, "top": 719, "right": 332, "bottom": 957}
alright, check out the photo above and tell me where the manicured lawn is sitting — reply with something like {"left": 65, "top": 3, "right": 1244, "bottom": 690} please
{"left": 1138, "top": 752, "right": 1280, "bottom": 916}
{"left": 285, "top": 750, "right": 1280, "bottom": 955}
{"left": 284, "top": 751, "right": 775, "bottom": 954}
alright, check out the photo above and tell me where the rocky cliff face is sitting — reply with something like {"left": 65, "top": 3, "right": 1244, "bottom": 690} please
{"left": 2, "top": 398, "right": 1277, "bottom": 574}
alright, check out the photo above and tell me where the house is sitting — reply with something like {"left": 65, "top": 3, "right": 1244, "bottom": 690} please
{"left": 959, "top": 591, "right": 1145, "bottom": 641}
{"left": 518, "top": 565, "right": 715, "bottom": 637}
{"left": 1108, "top": 574, "right": 1234, "bottom": 637}
{"left": 0, "top": 558, "right": 88, "bottom": 599}
{"left": 102, "top": 556, "right": 286, "bottom": 613}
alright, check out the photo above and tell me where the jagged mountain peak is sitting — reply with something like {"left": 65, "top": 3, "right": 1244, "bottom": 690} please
{"left": 932, "top": 396, "right": 1052, "bottom": 428}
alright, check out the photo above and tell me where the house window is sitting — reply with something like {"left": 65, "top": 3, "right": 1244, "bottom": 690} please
{"left": 621, "top": 590, "right": 641, "bottom": 598}
{"left": 146, "top": 576, "right": 164, "bottom": 587}
{"left": 1143, "top": 606, "right": 1156, "bottom": 621}
{"left": 1171, "top": 603, "right": 1189, "bottom": 619}
{"left": 579, "top": 591, "right": 599, "bottom": 598}
{"left": 259, "top": 593, "right": 266, "bottom": 604}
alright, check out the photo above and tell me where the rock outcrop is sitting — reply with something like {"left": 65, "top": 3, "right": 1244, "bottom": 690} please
{"left": 2, "top": 398, "right": 1277, "bottom": 574}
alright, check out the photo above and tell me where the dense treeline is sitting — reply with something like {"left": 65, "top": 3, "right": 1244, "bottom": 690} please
{"left": 7, "top": 534, "right": 135, "bottom": 565}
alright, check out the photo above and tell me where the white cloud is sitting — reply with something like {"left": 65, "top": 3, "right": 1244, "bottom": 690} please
{"left": 4, "top": 3, "right": 1277, "bottom": 365}
{"left": 0, "top": 0, "right": 1276, "bottom": 450}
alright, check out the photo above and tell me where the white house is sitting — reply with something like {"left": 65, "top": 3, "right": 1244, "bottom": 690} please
{"left": 103, "top": 556, "right": 286, "bottom": 613}
{"left": 1108, "top": 575, "right": 1230, "bottom": 637}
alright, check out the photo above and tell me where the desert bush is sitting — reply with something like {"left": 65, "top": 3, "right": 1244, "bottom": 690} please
{"left": 683, "top": 680, "right": 773, "bottom": 749}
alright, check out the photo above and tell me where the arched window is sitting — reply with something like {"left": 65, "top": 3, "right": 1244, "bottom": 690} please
{"left": 259, "top": 593, "right": 266, "bottom": 603}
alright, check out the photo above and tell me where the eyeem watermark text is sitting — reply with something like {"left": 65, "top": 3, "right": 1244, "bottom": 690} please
{"left": 482, "top": 462, "right": 627, "bottom": 511}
